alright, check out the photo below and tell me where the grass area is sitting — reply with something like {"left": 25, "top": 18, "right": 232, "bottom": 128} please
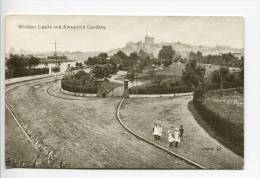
{"left": 192, "top": 90, "right": 244, "bottom": 156}
{"left": 5, "top": 109, "right": 50, "bottom": 168}
{"left": 203, "top": 91, "right": 244, "bottom": 126}
{"left": 120, "top": 97, "right": 243, "bottom": 169}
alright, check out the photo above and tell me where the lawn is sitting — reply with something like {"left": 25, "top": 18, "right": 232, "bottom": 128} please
{"left": 202, "top": 91, "right": 244, "bottom": 126}
{"left": 119, "top": 96, "right": 243, "bottom": 169}
{"left": 191, "top": 89, "right": 244, "bottom": 156}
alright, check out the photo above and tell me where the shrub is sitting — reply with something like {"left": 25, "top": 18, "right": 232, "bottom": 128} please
{"left": 51, "top": 67, "right": 60, "bottom": 73}
{"left": 61, "top": 78, "right": 97, "bottom": 93}
{"left": 129, "top": 84, "right": 192, "bottom": 94}
{"left": 5, "top": 68, "right": 49, "bottom": 79}
{"left": 205, "top": 82, "right": 243, "bottom": 91}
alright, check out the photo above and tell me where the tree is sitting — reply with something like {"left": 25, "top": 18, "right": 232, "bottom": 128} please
{"left": 138, "top": 50, "right": 151, "bottom": 70}
{"left": 85, "top": 53, "right": 108, "bottom": 66}
{"left": 27, "top": 56, "right": 40, "bottom": 68}
{"left": 239, "top": 56, "right": 244, "bottom": 84}
{"left": 126, "top": 70, "right": 136, "bottom": 86}
{"left": 128, "top": 52, "right": 139, "bottom": 68}
{"left": 6, "top": 54, "right": 27, "bottom": 78}
{"left": 158, "top": 45, "right": 176, "bottom": 67}
{"left": 98, "top": 53, "right": 108, "bottom": 64}
{"left": 189, "top": 51, "right": 203, "bottom": 61}
{"left": 182, "top": 59, "right": 205, "bottom": 90}
{"left": 91, "top": 64, "right": 114, "bottom": 79}
{"left": 92, "top": 65, "right": 104, "bottom": 79}
{"left": 115, "top": 50, "right": 128, "bottom": 62}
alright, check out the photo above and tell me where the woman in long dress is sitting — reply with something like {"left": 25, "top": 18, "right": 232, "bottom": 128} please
{"left": 174, "top": 128, "right": 181, "bottom": 147}
{"left": 168, "top": 128, "right": 174, "bottom": 147}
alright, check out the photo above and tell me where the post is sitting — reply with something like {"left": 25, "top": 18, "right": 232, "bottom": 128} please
{"left": 96, "top": 79, "right": 104, "bottom": 97}
{"left": 123, "top": 80, "right": 129, "bottom": 98}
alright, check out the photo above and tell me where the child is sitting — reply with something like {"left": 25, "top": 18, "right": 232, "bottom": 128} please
{"left": 174, "top": 128, "right": 181, "bottom": 147}
{"left": 168, "top": 127, "right": 174, "bottom": 147}
{"left": 158, "top": 124, "right": 163, "bottom": 140}
{"left": 153, "top": 123, "right": 159, "bottom": 140}
{"left": 180, "top": 125, "right": 184, "bottom": 141}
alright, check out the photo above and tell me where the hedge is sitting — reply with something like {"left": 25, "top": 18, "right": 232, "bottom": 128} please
{"left": 205, "top": 82, "right": 243, "bottom": 91}
{"left": 61, "top": 78, "right": 97, "bottom": 94}
{"left": 129, "top": 85, "right": 192, "bottom": 94}
{"left": 5, "top": 68, "right": 49, "bottom": 79}
{"left": 193, "top": 90, "right": 244, "bottom": 156}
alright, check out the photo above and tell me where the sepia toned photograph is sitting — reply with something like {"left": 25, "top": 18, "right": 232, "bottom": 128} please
{"left": 5, "top": 15, "right": 244, "bottom": 169}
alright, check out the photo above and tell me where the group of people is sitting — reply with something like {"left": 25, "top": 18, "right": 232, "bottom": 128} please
{"left": 153, "top": 123, "right": 184, "bottom": 147}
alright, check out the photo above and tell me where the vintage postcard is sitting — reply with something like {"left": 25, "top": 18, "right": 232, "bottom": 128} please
{"left": 5, "top": 15, "right": 244, "bottom": 169}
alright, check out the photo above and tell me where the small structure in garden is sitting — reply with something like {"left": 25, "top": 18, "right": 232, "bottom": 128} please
{"left": 123, "top": 79, "right": 129, "bottom": 98}
{"left": 96, "top": 79, "right": 108, "bottom": 98}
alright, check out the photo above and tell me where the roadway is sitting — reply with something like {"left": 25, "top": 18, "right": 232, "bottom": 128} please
{"left": 5, "top": 77, "right": 194, "bottom": 168}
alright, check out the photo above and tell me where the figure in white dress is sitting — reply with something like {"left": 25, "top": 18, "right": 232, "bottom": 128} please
{"left": 153, "top": 123, "right": 159, "bottom": 140}
{"left": 168, "top": 127, "right": 174, "bottom": 147}
{"left": 174, "top": 128, "right": 181, "bottom": 147}
{"left": 157, "top": 124, "right": 163, "bottom": 140}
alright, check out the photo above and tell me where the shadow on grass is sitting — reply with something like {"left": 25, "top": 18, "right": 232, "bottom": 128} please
{"left": 188, "top": 100, "right": 243, "bottom": 157}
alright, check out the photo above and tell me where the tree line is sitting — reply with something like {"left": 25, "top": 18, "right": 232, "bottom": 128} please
{"left": 188, "top": 51, "right": 243, "bottom": 67}
{"left": 5, "top": 54, "right": 48, "bottom": 78}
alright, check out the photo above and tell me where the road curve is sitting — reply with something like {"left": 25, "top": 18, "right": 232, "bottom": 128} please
{"left": 5, "top": 78, "right": 195, "bottom": 169}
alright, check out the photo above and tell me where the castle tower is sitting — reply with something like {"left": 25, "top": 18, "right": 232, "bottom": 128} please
{"left": 144, "top": 32, "right": 154, "bottom": 52}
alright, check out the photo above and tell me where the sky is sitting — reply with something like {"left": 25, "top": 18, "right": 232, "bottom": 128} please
{"left": 6, "top": 15, "right": 244, "bottom": 53}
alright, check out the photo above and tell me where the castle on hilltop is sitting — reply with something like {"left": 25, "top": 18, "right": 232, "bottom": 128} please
{"left": 123, "top": 33, "right": 158, "bottom": 57}
{"left": 144, "top": 34, "right": 155, "bottom": 49}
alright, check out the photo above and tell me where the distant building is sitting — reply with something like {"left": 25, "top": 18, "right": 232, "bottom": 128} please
{"left": 144, "top": 35, "right": 155, "bottom": 47}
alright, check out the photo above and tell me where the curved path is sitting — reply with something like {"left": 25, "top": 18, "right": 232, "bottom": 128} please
{"left": 6, "top": 72, "right": 243, "bottom": 169}
{"left": 5, "top": 78, "right": 195, "bottom": 169}
{"left": 116, "top": 97, "right": 206, "bottom": 169}
{"left": 119, "top": 96, "right": 244, "bottom": 169}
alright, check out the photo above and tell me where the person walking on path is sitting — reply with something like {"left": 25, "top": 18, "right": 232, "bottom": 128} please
{"left": 153, "top": 123, "right": 159, "bottom": 140}
{"left": 174, "top": 128, "right": 181, "bottom": 147}
{"left": 168, "top": 127, "right": 174, "bottom": 147}
{"left": 180, "top": 125, "right": 184, "bottom": 141}
{"left": 158, "top": 124, "right": 163, "bottom": 140}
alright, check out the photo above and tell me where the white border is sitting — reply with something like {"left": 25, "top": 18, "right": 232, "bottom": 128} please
{"left": 1, "top": 0, "right": 260, "bottom": 178}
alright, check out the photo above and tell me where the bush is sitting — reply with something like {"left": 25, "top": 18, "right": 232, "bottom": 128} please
{"left": 61, "top": 78, "right": 97, "bottom": 94}
{"left": 205, "top": 82, "right": 243, "bottom": 91}
{"left": 5, "top": 68, "right": 49, "bottom": 79}
{"left": 129, "top": 84, "right": 192, "bottom": 94}
{"left": 51, "top": 67, "right": 60, "bottom": 73}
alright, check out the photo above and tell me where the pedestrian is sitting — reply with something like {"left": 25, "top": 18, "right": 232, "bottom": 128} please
{"left": 174, "top": 128, "right": 181, "bottom": 147}
{"left": 158, "top": 124, "right": 163, "bottom": 140}
{"left": 153, "top": 123, "right": 159, "bottom": 140}
{"left": 168, "top": 127, "right": 174, "bottom": 147}
{"left": 180, "top": 125, "right": 184, "bottom": 141}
